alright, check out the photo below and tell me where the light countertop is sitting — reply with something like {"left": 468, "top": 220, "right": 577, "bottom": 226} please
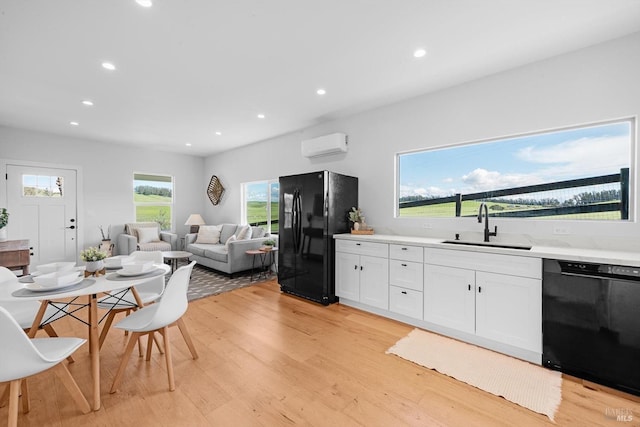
{"left": 334, "top": 233, "right": 640, "bottom": 267}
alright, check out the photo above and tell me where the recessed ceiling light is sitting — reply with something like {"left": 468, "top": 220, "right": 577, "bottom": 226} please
{"left": 70, "top": 121, "right": 79, "bottom": 126}
{"left": 136, "top": 0, "right": 153, "bottom": 7}
{"left": 82, "top": 100, "right": 94, "bottom": 106}
{"left": 101, "top": 62, "right": 116, "bottom": 71}
{"left": 215, "top": 131, "right": 222, "bottom": 136}
{"left": 316, "top": 88, "right": 326, "bottom": 95}
{"left": 413, "top": 48, "right": 427, "bottom": 58}
{"left": 257, "top": 114, "right": 265, "bottom": 119}
{"left": 185, "top": 143, "right": 192, "bottom": 147}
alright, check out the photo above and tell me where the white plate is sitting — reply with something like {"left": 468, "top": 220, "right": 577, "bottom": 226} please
{"left": 24, "top": 276, "right": 84, "bottom": 292}
{"left": 115, "top": 268, "right": 157, "bottom": 277}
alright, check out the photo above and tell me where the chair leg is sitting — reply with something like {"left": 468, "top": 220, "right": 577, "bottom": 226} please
{"left": 8, "top": 379, "right": 20, "bottom": 427}
{"left": 162, "top": 326, "right": 175, "bottom": 391}
{"left": 110, "top": 331, "right": 143, "bottom": 393}
{"left": 176, "top": 318, "right": 199, "bottom": 360}
{"left": 54, "top": 363, "right": 91, "bottom": 414}
{"left": 43, "top": 324, "right": 75, "bottom": 363}
{"left": 20, "top": 380, "right": 29, "bottom": 414}
{"left": 145, "top": 332, "right": 154, "bottom": 361}
{"left": 99, "top": 310, "right": 118, "bottom": 349}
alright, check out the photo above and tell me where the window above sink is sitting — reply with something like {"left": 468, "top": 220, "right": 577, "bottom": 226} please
{"left": 396, "top": 118, "right": 634, "bottom": 222}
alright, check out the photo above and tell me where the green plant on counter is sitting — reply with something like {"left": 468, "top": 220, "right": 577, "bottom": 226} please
{"left": 0, "top": 208, "right": 8, "bottom": 229}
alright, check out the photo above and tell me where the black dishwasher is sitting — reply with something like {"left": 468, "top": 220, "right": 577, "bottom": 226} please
{"left": 543, "top": 259, "right": 640, "bottom": 395}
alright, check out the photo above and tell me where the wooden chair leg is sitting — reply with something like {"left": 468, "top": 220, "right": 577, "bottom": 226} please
{"left": 8, "top": 379, "right": 20, "bottom": 427}
{"left": 162, "top": 326, "right": 175, "bottom": 391}
{"left": 0, "top": 383, "right": 9, "bottom": 408}
{"left": 153, "top": 332, "right": 164, "bottom": 354}
{"left": 99, "top": 310, "right": 118, "bottom": 349}
{"left": 54, "top": 363, "right": 91, "bottom": 414}
{"left": 145, "top": 332, "right": 154, "bottom": 361}
{"left": 176, "top": 318, "right": 199, "bottom": 359}
{"left": 110, "top": 332, "right": 142, "bottom": 393}
{"left": 20, "top": 379, "right": 29, "bottom": 414}
{"left": 42, "top": 324, "right": 75, "bottom": 363}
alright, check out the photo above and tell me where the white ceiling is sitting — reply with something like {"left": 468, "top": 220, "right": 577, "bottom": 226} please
{"left": 1, "top": 1, "right": 640, "bottom": 157}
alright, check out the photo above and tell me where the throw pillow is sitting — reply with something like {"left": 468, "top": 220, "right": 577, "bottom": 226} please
{"left": 235, "top": 225, "right": 252, "bottom": 240}
{"left": 224, "top": 234, "right": 236, "bottom": 250}
{"left": 251, "top": 227, "right": 266, "bottom": 238}
{"left": 136, "top": 227, "right": 160, "bottom": 244}
{"left": 195, "top": 225, "right": 221, "bottom": 244}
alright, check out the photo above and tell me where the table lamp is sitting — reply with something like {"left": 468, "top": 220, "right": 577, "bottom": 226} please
{"left": 185, "top": 214, "right": 205, "bottom": 233}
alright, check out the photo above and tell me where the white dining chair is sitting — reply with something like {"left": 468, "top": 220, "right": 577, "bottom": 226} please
{"left": 0, "top": 267, "right": 70, "bottom": 350}
{"left": 0, "top": 306, "right": 91, "bottom": 426}
{"left": 97, "top": 251, "right": 166, "bottom": 349}
{"left": 110, "top": 261, "right": 198, "bottom": 393}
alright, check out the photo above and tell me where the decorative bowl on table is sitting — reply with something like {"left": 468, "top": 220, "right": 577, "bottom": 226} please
{"left": 33, "top": 270, "right": 82, "bottom": 288}
{"left": 104, "top": 256, "right": 133, "bottom": 269}
{"left": 118, "top": 261, "right": 154, "bottom": 276}
{"left": 35, "top": 261, "right": 76, "bottom": 274}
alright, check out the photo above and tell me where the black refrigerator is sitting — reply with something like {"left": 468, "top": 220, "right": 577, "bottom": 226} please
{"left": 278, "top": 171, "right": 358, "bottom": 305}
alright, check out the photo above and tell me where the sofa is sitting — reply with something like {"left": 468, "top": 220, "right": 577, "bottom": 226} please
{"left": 185, "top": 224, "right": 277, "bottom": 277}
{"left": 116, "top": 222, "right": 178, "bottom": 255}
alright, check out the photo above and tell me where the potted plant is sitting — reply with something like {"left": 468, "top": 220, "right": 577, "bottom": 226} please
{"left": 348, "top": 207, "right": 365, "bottom": 230}
{"left": 261, "top": 239, "right": 276, "bottom": 251}
{"left": 0, "top": 208, "right": 8, "bottom": 242}
{"left": 80, "top": 246, "right": 108, "bottom": 273}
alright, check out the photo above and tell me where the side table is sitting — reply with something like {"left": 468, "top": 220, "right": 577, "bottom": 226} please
{"left": 162, "top": 251, "right": 193, "bottom": 273}
{"left": 246, "top": 248, "right": 278, "bottom": 282}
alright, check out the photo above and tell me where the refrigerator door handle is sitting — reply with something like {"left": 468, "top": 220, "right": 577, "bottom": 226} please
{"left": 292, "top": 189, "right": 302, "bottom": 253}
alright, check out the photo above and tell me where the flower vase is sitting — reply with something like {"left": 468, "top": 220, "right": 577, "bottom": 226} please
{"left": 0, "top": 227, "right": 7, "bottom": 242}
{"left": 85, "top": 260, "right": 104, "bottom": 273}
{"left": 353, "top": 222, "right": 360, "bottom": 231}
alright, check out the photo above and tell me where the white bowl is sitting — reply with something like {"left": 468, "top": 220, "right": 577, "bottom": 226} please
{"left": 33, "top": 270, "right": 82, "bottom": 288}
{"left": 119, "top": 261, "right": 154, "bottom": 275}
{"left": 35, "top": 261, "right": 76, "bottom": 274}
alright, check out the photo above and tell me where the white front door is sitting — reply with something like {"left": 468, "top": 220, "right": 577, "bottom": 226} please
{"left": 6, "top": 164, "right": 78, "bottom": 266}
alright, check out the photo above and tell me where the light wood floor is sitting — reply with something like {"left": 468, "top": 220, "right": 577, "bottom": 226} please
{"left": 2, "top": 279, "right": 639, "bottom": 426}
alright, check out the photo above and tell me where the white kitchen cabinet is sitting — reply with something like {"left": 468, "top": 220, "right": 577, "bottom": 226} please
{"left": 475, "top": 271, "right": 541, "bottom": 353}
{"left": 424, "top": 264, "right": 475, "bottom": 334}
{"left": 424, "top": 248, "right": 542, "bottom": 354}
{"left": 335, "top": 240, "right": 389, "bottom": 310}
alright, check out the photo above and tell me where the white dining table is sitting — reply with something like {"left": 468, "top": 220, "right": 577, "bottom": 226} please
{"left": 0, "top": 264, "right": 170, "bottom": 411}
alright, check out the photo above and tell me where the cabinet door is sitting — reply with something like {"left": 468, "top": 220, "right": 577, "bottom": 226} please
{"left": 359, "top": 255, "right": 389, "bottom": 309}
{"left": 335, "top": 252, "right": 360, "bottom": 301}
{"left": 475, "top": 271, "right": 542, "bottom": 353}
{"left": 389, "top": 259, "right": 423, "bottom": 291}
{"left": 424, "top": 264, "right": 475, "bottom": 334}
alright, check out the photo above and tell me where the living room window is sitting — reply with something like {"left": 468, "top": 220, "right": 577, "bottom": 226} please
{"left": 397, "top": 118, "right": 634, "bottom": 221}
{"left": 133, "top": 173, "right": 174, "bottom": 230}
{"left": 241, "top": 179, "right": 279, "bottom": 234}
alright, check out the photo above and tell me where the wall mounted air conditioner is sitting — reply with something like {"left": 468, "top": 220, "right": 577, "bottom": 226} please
{"left": 301, "top": 132, "right": 348, "bottom": 158}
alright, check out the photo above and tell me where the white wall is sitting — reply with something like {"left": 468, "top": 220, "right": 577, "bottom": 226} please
{"left": 205, "top": 32, "right": 640, "bottom": 251}
{"left": 0, "top": 126, "right": 205, "bottom": 252}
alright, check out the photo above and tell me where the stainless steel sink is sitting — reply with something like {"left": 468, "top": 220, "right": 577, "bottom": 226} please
{"left": 441, "top": 240, "right": 532, "bottom": 250}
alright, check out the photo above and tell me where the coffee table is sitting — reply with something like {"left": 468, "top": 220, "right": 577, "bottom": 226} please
{"left": 162, "top": 251, "right": 193, "bottom": 273}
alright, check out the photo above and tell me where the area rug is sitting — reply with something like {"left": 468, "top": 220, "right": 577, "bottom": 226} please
{"left": 186, "top": 264, "right": 269, "bottom": 301}
{"left": 386, "top": 328, "right": 562, "bottom": 421}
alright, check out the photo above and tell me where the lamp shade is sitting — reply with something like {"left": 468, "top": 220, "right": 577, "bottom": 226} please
{"left": 185, "top": 214, "right": 205, "bottom": 233}
{"left": 184, "top": 214, "right": 205, "bottom": 226}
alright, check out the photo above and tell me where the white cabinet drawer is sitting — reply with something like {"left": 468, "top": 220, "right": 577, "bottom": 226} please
{"left": 389, "top": 286, "right": 423, "bottom": 320}
{"left": 389, "top": 244, "right": 423, "bottom": 262}
{"left": 336, "top": 239, "right": 388, "bottom": 258}
{"left": 424, "top": 248, "right": 541, "bottom": 279}
{"left": 389, "top": 260, "right": 423, "bottom": 291}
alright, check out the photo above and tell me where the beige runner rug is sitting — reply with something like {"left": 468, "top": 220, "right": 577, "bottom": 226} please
{"left": 387, "top": 328, "right": 562, "bottom": 421}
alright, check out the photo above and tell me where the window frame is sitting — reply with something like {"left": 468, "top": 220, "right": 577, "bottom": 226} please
{"left": 241, "top": 178, "right": 279, "bottom": 234}
{"left": 395, "top": 118, "right": 636, "bottom": 222}
{"left": 133, "top": 172, "right": 174, "bottom": 231}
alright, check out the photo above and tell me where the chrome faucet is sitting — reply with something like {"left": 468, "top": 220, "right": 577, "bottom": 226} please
{"left": 477, "top": 202, "right": 497, "bottom": 242}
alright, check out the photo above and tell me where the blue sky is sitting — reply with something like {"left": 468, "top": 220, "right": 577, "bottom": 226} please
{"left": 399, "top": 121, "right": 631, "bottom": 199}
{"left": 246, "top": 182, "right": 279, "bottom": 202}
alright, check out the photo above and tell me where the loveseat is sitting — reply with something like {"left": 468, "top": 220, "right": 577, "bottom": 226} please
{"left": 116, "top": 222, "right": 178, "bottom": 255}
{"left": 185, "top": 224, "right": 277, "bottom": 277}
